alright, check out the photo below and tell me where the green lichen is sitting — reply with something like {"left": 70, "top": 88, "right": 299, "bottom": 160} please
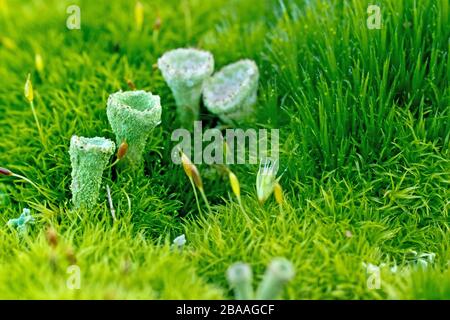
{"left": 69, "top": 135, "right": 115, "bottom": 209}
{"left": 226, "top": 262, "right": 254, "bottom": 300}
{"left": 7, "top": 208, "right": 34, "bottom": 235}
{"left": 158, "top": 48, "right": 214, "bottom": 128}
{"left": 107, "top": 90, "right": 162, "bottom": 167}
{"left": 255, "top": 258, "right": 295, "bottom": 299}
{"left": 172, "top": 234, "right": 186, "bottom": 252}
{"left": 203, "top": 59, "right": 259, "bottom": 124}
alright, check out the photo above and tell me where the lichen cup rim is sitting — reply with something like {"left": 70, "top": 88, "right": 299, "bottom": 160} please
{"left": 157, "top": 48, "right": 214, "bottom": 83}
{"left": 267, "top": 258, "right": 295, "bottom": 281}
{"left": 227, "top": 262, "right": 252, "bottom": 283}
{"left": 108, "top": 90, "right": 161, "bottom": 113}
{"left": 107, "top": 90, "right": 162, "bottom": 122}
{"left": 203, "top": 59, "right": 259, "bottom": 115}
{"left": 70, "top": 135, "right": 115, "bottom": 154}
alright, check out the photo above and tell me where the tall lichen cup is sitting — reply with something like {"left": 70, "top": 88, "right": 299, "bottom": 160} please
{"left": 203, "top": 59, "right": 259, "bottom": 125}
{"left": 158, "top": 48, "right": 214, "bottom": 128}
{"left": 255, "top": 258, "right": 295, "bottom": 300}
{"left": 106, "top": 90, "right": 162, "bottom": 167}
{"left": 69, "top": 136, "right": 115, "bottom": 210}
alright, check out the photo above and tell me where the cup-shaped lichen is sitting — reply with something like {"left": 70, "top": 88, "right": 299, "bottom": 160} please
{"left": 226, "top": 262, "right": 254, "bottom": 300}
{"left": 203, "top": 59, "right": 259, "bottom": 124}
{"left": 158, "top": 48, "right": 214, "bottom": 127}
{"left": 69, "top": 135, "right": 115, "bottom": 209}
{"left": 255, "top": 258, "right": 295, "bottom": 300}
{"left": 106, "top": 90, "right": 162, "bottom": 167}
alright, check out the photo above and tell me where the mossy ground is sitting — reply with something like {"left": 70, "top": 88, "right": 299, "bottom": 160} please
{"left": 0, "top": 0, "right": 449, "bottom": 299}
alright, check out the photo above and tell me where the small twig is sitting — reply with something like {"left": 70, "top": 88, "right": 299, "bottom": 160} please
{"left": 106, "top": 185, "right": 116, "bottom": 221}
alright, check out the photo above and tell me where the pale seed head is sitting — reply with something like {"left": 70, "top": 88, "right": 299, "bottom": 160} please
{"left": 229, "top": 171, "right": 240, "bottom": 199}
{"left": 24, "top": 73, "right": 33, "bottom": 102}
{"left": 46, "top": 227, "right": 58, "bottom": 248}
{"left": 190, "top": 164, "right": 203, "bottom": 190}
{"left": 134, "top": 1, "right": 144, "bottom": 31}
{"left": 65, "top": 248, "right": 77, "bottom": 265}
{"left": 153, "top": 16, "right": 162, "bottom": 31}
{"left": 256, "top": 158, "right": 279, "bottom": 204}
{"left": 35, "top": 53, "right": 44, "bottom": 73}
{"left": 180, "top": 151, "right": 193, "bottom": 179}
{"left": 180, "top": 151, "right": 203, "bottom": 190}
{"left": 274, "top": 182, "right": 283, "bottom": 206}
{"left": 0, "top": 167, "right": 12, "bottom": 176}
{"left": 117, "top": 141, "right": 129, "bottom": 160}
{"left": 126, "top": 79, "right": 136, "bottom": 91}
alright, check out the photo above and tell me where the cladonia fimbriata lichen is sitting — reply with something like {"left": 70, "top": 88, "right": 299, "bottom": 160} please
{"left": 172, "top": 234, "right": 186, "bottom": 252}
{"left": 158, "top": 48, "right": 214, "bottom": 127}
{"left": 106, "top": 90, "right": 162, "bottom": 167}
{"left": 226, "top": 262, "right": 254, "bottom": 300}
{"left": 255, "top": 258, "right": 295, "bottom": 300}
{"left": 203, "top": 59, "right": 259, "bottom": 124}
{"left": 7, "top": 208, "right": 34, "bottom": 235}
{"left": 69, "top": 135, "right": 115, "bottom": 209}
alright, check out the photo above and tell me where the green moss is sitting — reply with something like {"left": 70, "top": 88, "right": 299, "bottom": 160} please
{"left": 0, "top": 184, "right": 10, "bottom": 207}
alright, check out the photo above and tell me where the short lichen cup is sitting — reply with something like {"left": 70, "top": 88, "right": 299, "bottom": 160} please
{"left": 203, "top": 59, "right": 259, "bottom": 125}
{"left": 69, "top": 136, "right": 115, "bottom": 210}
{"left": 255, "top": 257, "right": 295, "bottom": 300}
{"left": 226, "top": 262, "right": 254, "bottom": 300}
{"left": 106, "top": 90, "right": 162, "bottom": 167}
{"left": 158, "top": 48, "right": 214, "bottom": 128}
